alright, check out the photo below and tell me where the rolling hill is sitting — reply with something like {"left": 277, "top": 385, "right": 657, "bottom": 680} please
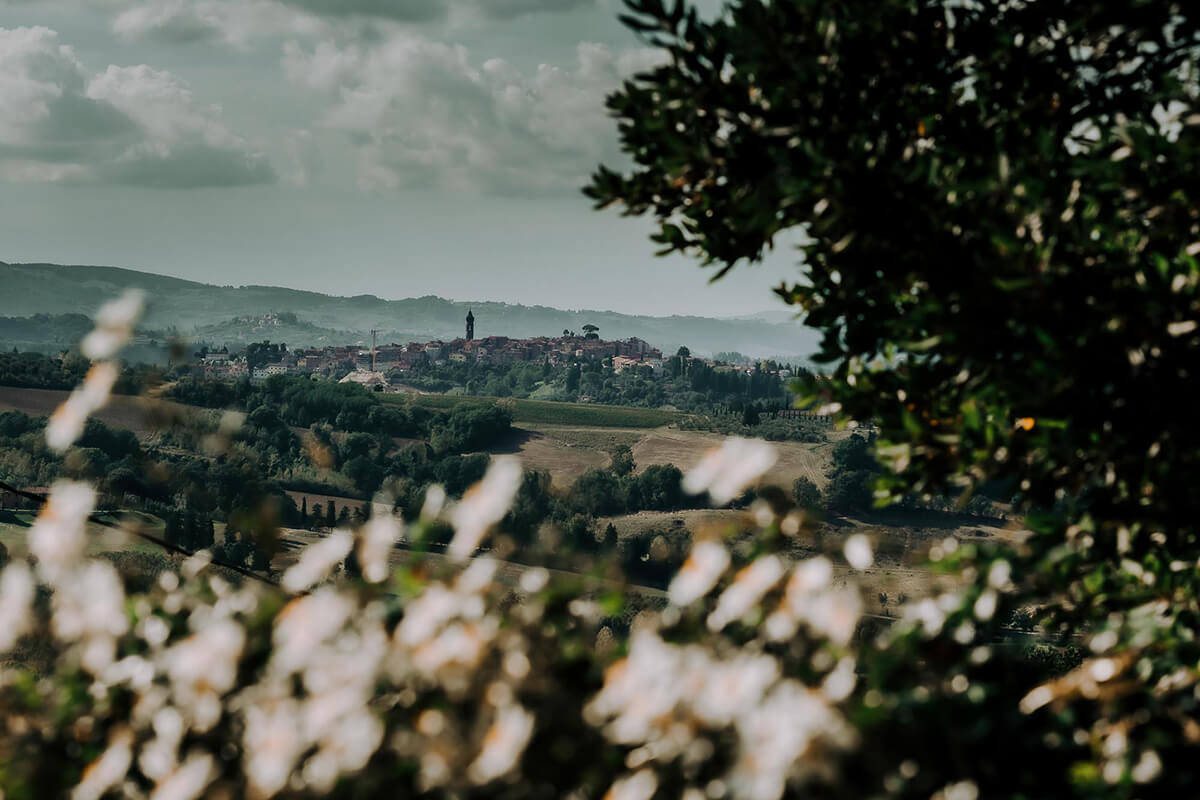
{"left": 0, "top": 261, "right": 818, "bottom": 358}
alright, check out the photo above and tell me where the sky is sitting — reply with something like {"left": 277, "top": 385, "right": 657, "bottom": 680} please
{"left": 0, "top": 0, "right": 807, "bottom": 318}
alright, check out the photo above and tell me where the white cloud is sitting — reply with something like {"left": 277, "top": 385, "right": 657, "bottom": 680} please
{"left": 109, "top": 0, "right": 597, "bottom": 41}
{"left": 283, "top": 34, "right": 662, "bottom": 193}
{"left": 0, "top": 26, "right": 274, "bottom": 187}
{"left": 111, "top": 0, "right": 330, "bottom": 47}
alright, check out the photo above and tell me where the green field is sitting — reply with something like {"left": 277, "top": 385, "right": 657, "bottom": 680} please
{"left": 388, "top": 393, "right": 684, "bottom": 428}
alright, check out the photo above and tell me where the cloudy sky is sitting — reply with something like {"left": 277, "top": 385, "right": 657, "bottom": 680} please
{"left": 0, "top": 0, "right": 803, "bottom": 317}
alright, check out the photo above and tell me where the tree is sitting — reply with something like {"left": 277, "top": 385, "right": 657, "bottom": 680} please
{"left": 582, "top": 324, "right": 600, "bottom": 340}
{"left": 825, "top": 470, "right": 873, "bottom": 513}
{"left": 609, "top": 445, "right": 635, "bottom": 477}
{"left": 740, "top": 404, "right": 759, "bottom": 426}
{"left": 589, "top": 0, "right": 1200, "bottom": 794}
{"left": 828, "top": 434, "right": 878, "bottom": 477}
{"left": 792, "top": 476, "right": 821, "bottom": 511}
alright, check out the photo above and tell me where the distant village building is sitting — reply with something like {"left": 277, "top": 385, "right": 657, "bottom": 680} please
{"left": 189, "top": 311, "right": 668, "bottom": 383}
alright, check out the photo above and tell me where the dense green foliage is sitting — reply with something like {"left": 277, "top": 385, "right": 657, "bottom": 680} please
{"left": 401, "top": 354, "right": 799, "bottom": 413}
{"left": 399, "top": 392, "right": 682, "bottom": 428}
{"left": 0, "top": 350, "right": 90, "bottom": 391}
{"left": 588, "top": 0, "right": 1200, "bottom": 795}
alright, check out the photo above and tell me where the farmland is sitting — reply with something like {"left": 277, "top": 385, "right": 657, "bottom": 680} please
{"left": 392, "top": 392, "right": 684, "bottom": 428}
{"left": 0, "top": 380, "right": 1017, "bottom": 610}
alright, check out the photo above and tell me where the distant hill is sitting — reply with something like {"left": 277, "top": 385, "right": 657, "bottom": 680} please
{"left": 0, "top": 262, "right": 818, "bottom": 359}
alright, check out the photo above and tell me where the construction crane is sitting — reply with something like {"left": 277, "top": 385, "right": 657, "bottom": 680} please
{"left": 370, "top": 329, "right": 379, "bottom": 373}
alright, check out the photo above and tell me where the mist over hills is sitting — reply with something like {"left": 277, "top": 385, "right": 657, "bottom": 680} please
{"left": 0, "top": 262, "right": 817, "bottom": 360}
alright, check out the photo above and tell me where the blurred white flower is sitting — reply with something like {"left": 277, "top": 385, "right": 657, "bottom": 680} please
{"left": 605, "top": 769, "right": 658, "bottom": 800}
{"left": 519, "top": 567, "right": 549, "bottom": 594}
{"left": 311, "top": 708, "right": 384, "bottom": 785}
{"left": 586, "top": 630, "right": 683, "bottom": 745}
{"left": 682, "top": 437, "right": 777, "bottom": 505}
{"left": 421, "top": 484, "right": 447, "bottom": 519}
{"left": 691, "top": 653, "right": 780, "bottom": 726}
{"left": 72, "top": 727, "right": 133, "bottom": 800}
{"left": 707, "top": 556, "right": 785, "bottom": 632}
{"left": 905, "top": 597, "right": 948, "bottom": 636}
{"left": 765, "top": 558, "right": 861, "bottom": 646}
{"left": 730, "top": 682, "right": 856, "bottom": 800}
{"left": 94, "top": 289, "right": 146, "bottom": 333}
{"left": 457, "top": 556, "right": 499, "bottom": 595}
{"left": 410, "top": 619, "right": 498, "bottom": 677}
{"left": 359, "top": 512, "right": 402, "bottom": 583}
{"left": 150, "top": 751, "right": 215, "bottom": 800}
{"left": 140, "top": 707, "right": 185, "bottom": 781}
{"left": 821, "top": 657, "right": 858, "bottom": 702}
{"left": 161, "top": 619, "right": 246, "bottom": 732}
{"left": 282, "top": 529, "right": 353, "bottom": 593}
{"left": 987, "top": 559, "right": 1012, "bottom": 589}
{"left": 81, "top": 289, "right": 145, "bottom": 361}
{"left": 843, "top": 534, "right": 873, "bottom": 570}
{"left": 396, "top": 585, "right": 471, "bottom": 649}
{"left": 1153, "top": 100, "right": 1188, "bottom": 142}
{"left": 272, "top": 589, "right": 355, "bottom": 674}
{"left": 243, "top": 699, "right": 306, "bottom": 798}
{"left": 469, "top": 701, "right": 536, "bottom": 783}
{"left": 51, "top": 560, "right": 128, "bottom": 673}
{"left": 46, "top": 362, "right": 120, "bottom": 452}
{"left": 973, "top": 589, "right": 998, "bottom": 621}
{"left": 30, "top": 480, "right": 96, "bottom": 582}
{"left": 449, "top": 456, "right": 522, "bottom": 559}
{"left": 668, "top": 538, "right": 730, "bottom": 607}
{"left": 0, "top": 561, "right": 35, "bottom": 653}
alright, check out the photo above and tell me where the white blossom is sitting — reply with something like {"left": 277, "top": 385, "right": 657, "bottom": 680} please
{"left": 821, "top": 657, "right": 858, "bottom": 702}
{"left": 682, "top": 438, "right": 778, "bottom": 505}
{"left": 150, "top": 751, "right": 215, "bottom": 800}
{"left": 973, "top": 589, "right": 998, "bottom": 621}
{"left": 1152, "top": 100, "right": 1188, "bottom": 142}
{"left": 46, "top": 362, "right": 120, "bottom": 452}
{"left": 449, "top": 456, "right": 522, "bottom": 558}
{"left": 243, "top": 699, "right": 306, "bottom": 798}
{"left": 765, "top": 558, "right": 860, "bottom": 646}
{"left": 359, "top": 511, "right": 402, "bottom": 583}
{"left": 51, "top": 560, "right": 128, "bottom": 673}
{"left": 469, "top": 701, "right": 536, "bottom": 784}
{"left": 72, "top": 728, "right": 133, "bottom": 800}
{"left": 81, "top": 289, "right": 145, "bottom": 361}
{"left": 0, "top": 561, "right": 35, "bottom": 653}
{"left": 271, "top": 589, "right": 355, "bottom": 674}
{"left": 604, "top": 770, "right": 658, "bottom": 800}
{"left": 843, "top": 534, "right": 873, "bottom": 570}
{"left": 690, "top": 653, "right": 780, "bottom": 726}
{"left": 707, "top": 556, "right": 785, "bottom": 632}
{"left": 30, "top": 480, "right": 96, "bottom": 582}
{"left": 160, "top": 619, "right": 246, "bottom": 731}
{"left": 729, "top": 682, "right": 856, "bottom": 800}
{"left": 668, "top": 538, "right": 730, "bottom": 607}
{"left": 396, "top": 585, "right": 469, "bottom": 649}
{"left": 282, "top": 529, "right": 354, "bottom": 593}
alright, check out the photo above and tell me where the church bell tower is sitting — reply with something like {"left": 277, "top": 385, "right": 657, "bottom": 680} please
{"left": 466, "top": 309, "right": 475, "bottom": 341}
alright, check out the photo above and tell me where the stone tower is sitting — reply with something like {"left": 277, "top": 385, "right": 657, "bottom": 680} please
{"left": 466, "top": 308, "right": 475, "bottom": 341}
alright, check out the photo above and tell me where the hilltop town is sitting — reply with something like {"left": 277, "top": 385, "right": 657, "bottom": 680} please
{"left": 192, "top": 310, "right": 671, "bottom": 390}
